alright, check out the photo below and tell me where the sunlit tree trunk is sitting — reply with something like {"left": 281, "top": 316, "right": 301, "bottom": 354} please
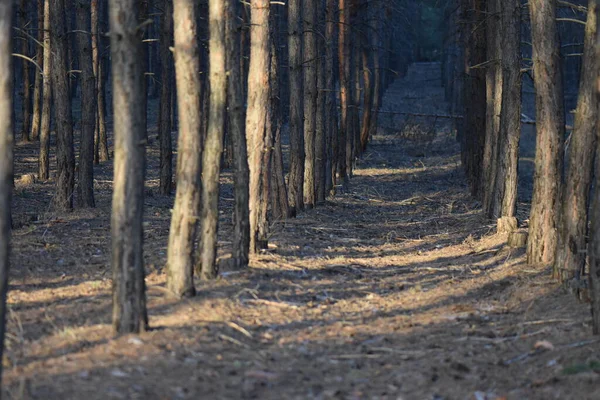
{"left": 0, "top": 0, "right": 14, "bottom": 384}
{"left": 38, "top": 0, "right": 51, "bottom": 180}
{"left": 303, "top": 0, "right": 317, "bottom": 208}
{"left": 110, "top": 0, "right": 149, "bottom": 334}
{"left": 226, "top": 0, "right": 250, "bottom": 268}
{"left": 50, "top": 0, "right": 75, "bottom": 210}
{"left": 555, "top": 0, "right": 598, "bottom": 283}
{"left": 198, "top": 0, "right": 227, "bottom": 279}
{"left": 166, "top": 0, "right": 202, "bottom": 297}
{"left": 245, "top": 0, "right": 270, "bottom": 252}
{"left": 158, "top": 0, "right": 173, "bottom": 195}
{"left": 75, "top": 0, "right": 96, "bottom": 208}
{"left": 315, "top": 0, "right": 327, "bottom": 203}
{"left": 288, "top": 0, "right": 304, "bottom": 214}
{"left": 527, "top": 0, "right": 565, "bottom": 266}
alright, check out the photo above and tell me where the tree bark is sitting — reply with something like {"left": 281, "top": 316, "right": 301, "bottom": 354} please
{"left": 19, "top": 0, "right": 32, "bottom": 142}
{"left": 92, "top": 0, "right": 109, "bottom": 163}
{"left": 245, "top": 0, "right": 270, "bottom": 253}
{"left": 527, "top": 0, "right": 565, "bottom": 266}
{"left": 492, "top": 0, "right": 521, "bottom": 221}
{"left": 359, "top": 7, "right": 373, "bottom": 153}
{"left": 325, "top": 0, "right": 337, "bottom": 194}
{"left": 338, "top": 0, "right": 350, "bottom": 185}
{"left": 226, "top": 0, "right": 250, "bottom": 268}
{"left": 288, "top": 0, "right": 304, "bottom": 214}
{"left": 315, "top": 0, "right": 327, "bottom": 203}
{"left": 109, "top": 0, "right": 149, "bottom": 334}
{"left": 158, "top": 0, "right": 173, "bottom": 195}
{"left": 75, "top": 0, "right": 96, "bottom": 208}
{"left": 38, "top": 0, "right": 51, "bottom": 181}
{"left": 198, "top": 0, "right": 226, "bottom": 279}
{"left": 555, "top": 0, "right": 598, "bottom": 283}
{"left": 303, "top": 0, "right": 317, "bottom": 208}
{"left": 50, "top": 0, "right": 75, "bottom": 210}
{"left": 0, "top": 0, "right": 14, "bottom": 383}
{"left": 31, "top": 0, "right": 44, "bottom": 141}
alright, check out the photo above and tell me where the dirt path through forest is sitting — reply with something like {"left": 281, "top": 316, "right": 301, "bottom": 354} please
{"left": 4, "top": 63, "right": 599, "bottom": 400}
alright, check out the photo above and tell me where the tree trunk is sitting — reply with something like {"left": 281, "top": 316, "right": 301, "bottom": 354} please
{"left": 492, "top": 0, "right": 521, "bottom": 221}
{"left": 555, "top": 0, "right": 598, "bottom": 283}
{"left": 527, "top": 0, "right": 565, "bottom": 266}
{"left": 138, "top": 0, "right": 149, "bottom": 140}
{"left": 226, "top": 0, "right": 250, "bottom": 268}
{"left": 50, "top": 0, "right": 75, "bottom": 210}
{"left": 92, "top": 0, "right": 109, "bottom": 163}
{"left": 338, "top": 0, "right": 350, "bottom": 185}
{"left": 0, "top": 0, "right": 14, "bottom": 384}
{"left": 31, "top": 0, "right": 44, "bottom": 141}
{"left": 303, "top": 0, "right": 317, "bottom": 208}
{"left": 166, "top": 0, "right": 202, "bottom": 297}
{"left": 287, "top": 0, "right": 304, "bottom": 214}
{"left": 75, "top": 0, "right": 96, "bottom": 208}
{"left": 245, "top": 0, "right": 270, "bottom": 253}
{"left": 38, "top": 0, "right": 51, "bottom": 181}
{"left": 109, "top": 0, "right": 149, "bottom": 334}
{"left": 198, "top": 0, "right": 226, "bottom": 279}
{"left": 325, "top": 0, "right": 337, "bottom": 194}
{"left": 482, "top": 0, "right": 502, "bottom": 218}
{"left": 369, "top": 0, "right": 381, "bottom": 146}
{"left": 315, "top": 0, "right": 327, "bottom": 203}
{"left": 19, "top": 0, "right": 32, "bottom": 142}
{"left": 158, "top": 0, "right": 173, "bottom": 195}
{"left": 359, "top": 14, "right": 373, "bottom": 153}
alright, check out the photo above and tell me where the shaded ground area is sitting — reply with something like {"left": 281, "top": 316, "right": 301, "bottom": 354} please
{"left": 4, "top": 63, "right": 599, "bottom": 400}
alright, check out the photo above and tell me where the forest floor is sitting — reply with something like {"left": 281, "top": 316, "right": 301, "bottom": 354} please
{"left": 3, "top": 63, "right": 600, "bottom": 400}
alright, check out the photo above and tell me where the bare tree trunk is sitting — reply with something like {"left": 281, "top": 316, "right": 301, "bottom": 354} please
{"left": 166, "top": 0, "right": 202, "bottom": 297}
{"left": 555, "top": 0, "right": 598, "bottom": 283}
{"left": 315, "top": 0, "right": 327, "bottom": 203}
{"left": 482, "top": 0, "right": 502, "bottom": 218}
{"left": 38, "top": 0, "right": 51, "bottom": 180}
{"left": 492, "top": 0, "right": 521, "bottom": 222}
{"left": 138, "top": 0, "right": 149, "bottom": 140}
{"left": 245, "top": 0, "right": 270, "bottom": 253}
{"left": 368, "top": 0, "right": 381, "bottom": 145}
{"left": 338, "top": 0, "right": 350, "bottom": 185}
{"left": 110, "top": 0, "right": 149, "bottom": 334}
{"left": 359, "top": 13, "right": 373, "bottom": 153}
{"left": 325, "top": 0, "right": 337, "bottom": 194}
{"left": 31, "top": 0, "right": 44, "bottom": 141}
{"left": 92, "top": 0, "right": 109, "bottom": 163}
{"left": 198, "top": 0, "right": 226, "bottom": 279}
{"left": 288, "top": 0, "right": 304, "bottom": 214}
{"left": 158, "top": 0, "right": 173, "bottom": 195}
{"left": 19, "top": 0, "right": 32, "bottom": 142}
{"left": 50, "top": 0, "right": 75, "bottom": 210}
{"left": 75, "top": 0, "right": 96, "bottom": 208}
{"left": 303, "top": 0, "right": 317, "bottom": 208}
{"left": 527, "top": 0, "right": 565, "bottom": 266}
{"left": 226, "top": 0, "right": 250, "bottom": 268}
{"left": 0, "top": 0, "right": 14, "bottom": 384}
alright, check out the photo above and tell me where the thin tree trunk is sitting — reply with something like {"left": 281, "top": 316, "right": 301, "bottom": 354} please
{"left": 75, "top": 0, "right": 96, "bottom": 208}
{"left": 166, "top": 0, "right": 202, "bottom": 297}
{"left": 158, "top": 0, "right": 173, "bottom": 195}
{"left": 0, "top": 0, "right": 14, "bottom": 385}
{"left": 369, "top": 0, "right": 381, "bottom": 146}
{"left": 359, "top": 16, "right": 373, "bottom": 153}
{"left": 38, "top": 0, "right": 51, "bottom": 180}
{"left": 338, "top": 0, "right": 350, "bottom": 185}
{"left": 245, "top": 0, "right": 270, "bottom": 253}
{"left": 31, "top": 0, "right": 44, "bottom": 141}
{"left": 20, "top": 0, "right": 32, "bottom": 142}
{"left": 303, "top": 0, "right": 317, "bottom": 208}
{"left": 138, "top": 0, "right": 149, "bottom": 140}
{"left": 315, "top": 0, "right": 327, "bottom": 203}
{"left": 288, "top": 0, "right": 304, "bottom": 214}
{"left": 555, "top": 0, "right": 598, "bottom": 283}
{"left": 110, "top": 0, "right": 149, "bottom": 334}
{"left": 527, "top": 0, "right": 565, "bottom": 266}
{"left": 226, "top": 0, "right": 250, "bottom": 268}
{"left": 325, "top": 0, "right": 337, "bottom": 194}
{"left": 198, "top": 0, "right": 226, "bottom": 279}
{"left": 492, "top": 0, "right": 521, "bottom": 221}
{"left": 50, "top": 0, "right": 75, "bottom": 210}
{"left": 92, "top": 0, "right": 109, "bottom": 163}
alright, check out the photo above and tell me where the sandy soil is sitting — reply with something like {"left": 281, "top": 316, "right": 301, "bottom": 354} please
{"left": 3, "top": 63, "right": 599, "bottom": 400}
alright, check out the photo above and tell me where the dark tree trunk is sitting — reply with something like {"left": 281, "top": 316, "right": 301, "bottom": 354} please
{"left": 315, "top": 0, "right": 327, "bottom": 203}
{"left": 555, "top": 0, "right": 598, "bottom": 283}
{"left": 19, "top": 0, "right": 32, "bottom": 142}
{"left": 303, "top": 0, "right": 317, "bottom": 208}
{"left": 92, "top": 0, "right": 109, "bottom": 163}
{"left": 158, "top": 0, "right": 173, "bottom": 195}
{"left": 527, "top": 0, "right": 565, "bottom": 266}
{"left": 492, "top": 0, "right": 521, "bottom": 222}
{"left": 166, "top": 0, "right": 202, "bottom": 297}
{"left": 245, "top": 0, "right": 270, "bottom": 253}
{"left": 109, "top": 0, "right": 149, "bottom": 334}
{"left": 50, "top": 0, "right": 75, "bottom": 210}
{"left": 0, "top": 0, "right": 14, "bottom": 384}
{"left": 138, "top": 0, "right": 149, "bottom": 140}
{"left": 287, "top": 0, "right": 304, "bottom": 214}
{"left": 75, "top": 0, "right": 96, "bottom": 208}
{"left": 338, "top": 0, "right": 350, "bottom": 185}
{"left": 325, "top": 0, "right": 337, "bottom": 195}
{"left": 226, "top": 0, "right": 250, "bottom": 268}
{"left": 38, "top": 0, "right": 51, "bottom": 181}
{"left": 198, "top": 0, "right": 226, "bottom": 279}
{"left": 359, "top": 13, "right": 373, "bottom": 153}
{"left": 31, "top": 0, "right": 44, "bottom": 141}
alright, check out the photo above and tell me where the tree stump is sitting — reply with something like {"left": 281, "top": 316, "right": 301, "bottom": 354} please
{"left": 508, "top": 230, "right": 528, "bottom": 248}
{"left": 497, "top": 216, "right": 518, "bottom": 234}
